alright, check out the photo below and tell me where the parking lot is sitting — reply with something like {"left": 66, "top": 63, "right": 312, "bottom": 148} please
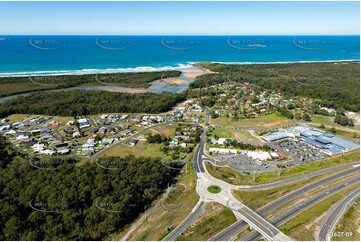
{"left": 267, "top": 138, "right": 327, "bottom": 165}
{"left": 211, "top": 153, "right": 276, "bottom": 173}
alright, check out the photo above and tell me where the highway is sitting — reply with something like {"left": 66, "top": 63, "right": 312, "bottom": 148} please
{"left": 318, "top": 188, "right": 360, "bottom": 241}
{"left": 234, "top": 161, "right": 359, "bottom": 191}
{"left": 162, "top": 201, "right": 205, "bottom": 241}
{"left": 243, "top": 177, "right": 360, "bottom": 241}
{"left": 210, "top": 167, "right": 360, "bottom": 241}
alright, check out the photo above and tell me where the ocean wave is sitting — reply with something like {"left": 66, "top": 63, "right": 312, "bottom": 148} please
{"left": 0, "top": 59, "right": 359, "bottom": 77}
{"left": 208, "top": 59, "right": 359, "bottom": 65}
{"left": 0, "top": 64, "right": 194, "bottom": 77}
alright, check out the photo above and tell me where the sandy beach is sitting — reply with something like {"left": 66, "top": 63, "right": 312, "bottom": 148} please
{"left": 182, "top": 68, "right": 210, "bottom": 79}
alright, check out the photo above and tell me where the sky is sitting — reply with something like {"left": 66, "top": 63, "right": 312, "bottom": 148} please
{"left": 0, "top": 1, "right": 359, "bottom": 35}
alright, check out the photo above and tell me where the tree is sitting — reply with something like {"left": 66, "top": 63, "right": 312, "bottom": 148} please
{"left": 330, "top": 127, "right": 337, "bottom": 134}
{"left": 334, "top": 115, "right": 354, "bottom": 127}
{"left": 302, "top": 114, "right": 311, "bottom": 122}
{"left": 287, "top": 103, "right": 295, "bottom": 110}
{"left": 294, "top": 113, "right": 302, "bottom": 120}
{"left": 0, "top": 149, "right": 181, "bottom": 241}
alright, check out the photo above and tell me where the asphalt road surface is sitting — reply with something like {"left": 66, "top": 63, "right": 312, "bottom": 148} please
{"left": 236, "top": 162, "right": 359, "bottom": 191}
{"left": 210, "top": 167, "right": 359, "bottom": 241}
{"left": 243, "top": 176, "right": 360, "bottom": 241}
{"left": 318, "top": 188, "right": 360, "bottom": 241}
{"left": 162, "top": 201, "right": 205, "bottom": 241}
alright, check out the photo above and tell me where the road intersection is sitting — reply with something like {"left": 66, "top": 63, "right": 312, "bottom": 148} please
{"left": 164, "top": 127, "right": 292, "bottom": 241}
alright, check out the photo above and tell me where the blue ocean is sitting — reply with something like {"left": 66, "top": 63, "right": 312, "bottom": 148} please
{"left": 0, "top": 35, "right": 359, "bottom": 76}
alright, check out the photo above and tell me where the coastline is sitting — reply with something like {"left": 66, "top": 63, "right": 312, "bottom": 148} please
{"left": 0, "top": 59, "right": 359, "bottom": 78}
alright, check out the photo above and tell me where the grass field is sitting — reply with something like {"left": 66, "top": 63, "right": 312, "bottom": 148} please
{"left": 209, "top": 128, "right": 234, "bottom": 138}
{"left": 310, "top": 115, "right": 360, "bottom": 131}
{"left": 208, "top": 128, "right": 260, "bottom": 144}
{"left": 101, "top": 141, "right": 169, "bottom": 160}
{"left": 280, "top": 184, "right": 359, "bottom": 241}
{"left": 232, "top": 169, "right": 348, "bottom": 210}
{"left": 126, "top": 150, "right": 199, "bottom": 241}
{"left": 176, "top": 202, "right": 236, "bottom": 241}
{"left": 148, "top": 125, "right": 177, "bottom": 137}
{"left": 205, "top": 149, "right": 359, "bottom": 185}
{"left": 6, "top": 114, "right": 29, "bottom": 123}
{"left": 212, "top": 113, "right": 293, "bottom": 129}
{"left": 333, "top": 198, "right": 360, "bottom": 241}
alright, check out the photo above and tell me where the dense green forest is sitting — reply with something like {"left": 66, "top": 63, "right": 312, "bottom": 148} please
{"left": 0, "top": 91, "right": 186, "bottom": 117}
{"left": 192, "top": 61, "right": 360, "bottom": 112}
{"left": 0, "top": 137, "right": 181, "bottom": 240}
{"left": 0, "top": 71, "right": 181, "bottom": 97}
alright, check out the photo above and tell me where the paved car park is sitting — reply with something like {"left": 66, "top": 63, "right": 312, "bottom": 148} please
{"left": 267, "top": 138, "right": 327, "bottom": 165}
{"left": 212, "top": 154, "right": 276, "bottom": 173}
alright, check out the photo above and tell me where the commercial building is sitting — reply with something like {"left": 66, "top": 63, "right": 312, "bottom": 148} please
{"left": 263, "top": 125, "right": 359, "bottom": 155}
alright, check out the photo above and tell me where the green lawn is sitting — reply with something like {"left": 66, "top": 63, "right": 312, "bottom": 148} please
{"left": 149, "top": 125, "right": 177, "bottom": 137}
{"left": 207, "top": 185, "right": 222, "bottom": 194}
{"left": 212, "top": 112, "right": 293, "bottom": 128}
{"left": 310, "top": 115, "right": 360, "bottom": 131}
{"left": 209, "top": 128, "right": 234, "bottom": 139}
{"left": 101, "top": 141, "right": 169, "bottom": 160}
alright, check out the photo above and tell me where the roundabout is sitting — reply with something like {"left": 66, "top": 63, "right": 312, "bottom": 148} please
{"left": 207, "top": 185, "right": 222, "bottom": 194}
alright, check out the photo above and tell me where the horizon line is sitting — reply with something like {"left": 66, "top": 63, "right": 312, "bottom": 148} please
{"left": 1, "top": 34, "right": 360, "bottom": 36}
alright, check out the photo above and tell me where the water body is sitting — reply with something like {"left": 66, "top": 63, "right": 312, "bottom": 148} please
{"left": 0, "top": 66, "right": 206, "bottom": 104}
{"left": 0, "top": 35, "right": 359, "bottom": 77}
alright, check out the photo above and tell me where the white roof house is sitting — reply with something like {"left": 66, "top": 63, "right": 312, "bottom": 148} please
{"left": 217, "top": 138, "right": 229, "bottom": 145}
{"left": 247, "top": 151, "right": 271, "bottom": 161}
{"left": 209, "top": 148, "right": 238, "bottom": 155}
